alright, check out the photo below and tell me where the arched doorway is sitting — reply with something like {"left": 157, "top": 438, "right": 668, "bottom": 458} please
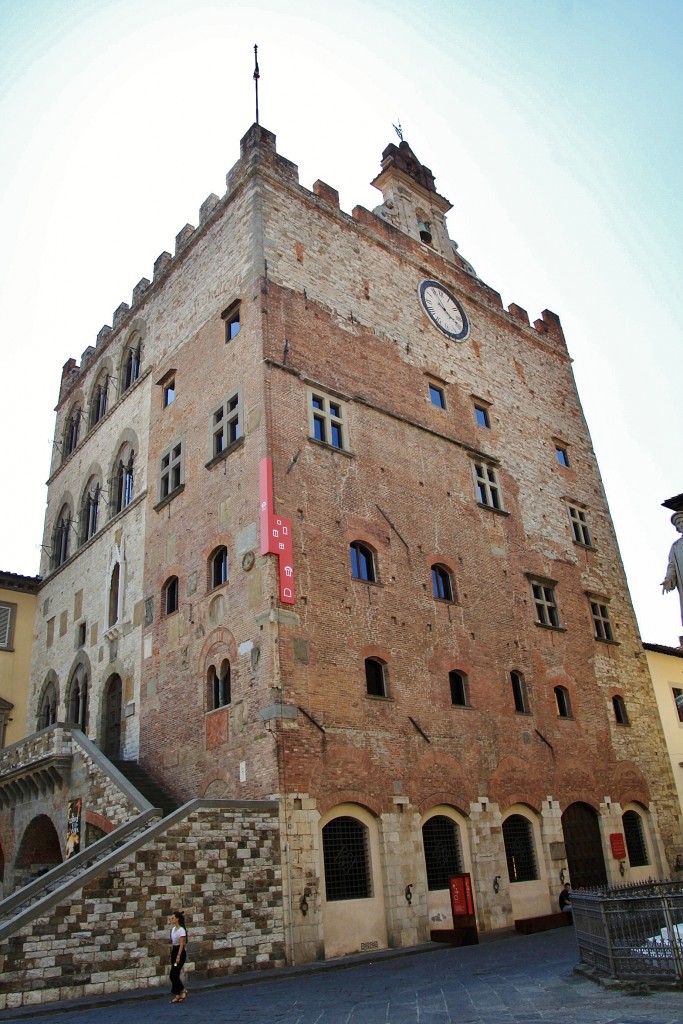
{"left": 561, "top": 802, "right": 607, "bottom": 888}
{"left": 15, "top": 814, "right": 62, "bottom": 888}
{"left": 104, "top": 674, "right": 123, "bottom": 759}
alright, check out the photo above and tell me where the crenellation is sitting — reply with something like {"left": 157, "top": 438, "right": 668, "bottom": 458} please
{"left": 96, "top": 325, "right": 112, "bottom": 347}
{"left": 153, "top": 251, "right": 172, "bottom": 280}
{"left": 508, "top": 302, "right": 530, "bottom": 325}
{"left": 112, "top": 302, "right": 130, "bottom": 328}
{"left": 175, "top": 224, "right": 196, "bottom": 254}
{"left": 132, "top": 278, "right": 150, "bottom": 306}
{"left": 199, "top": 194, "right": 220, "bottom": 224}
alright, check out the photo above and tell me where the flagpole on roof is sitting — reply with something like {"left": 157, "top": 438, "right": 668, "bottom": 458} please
{"left": 253, "top": 44, "right": 260, "bottom": 125}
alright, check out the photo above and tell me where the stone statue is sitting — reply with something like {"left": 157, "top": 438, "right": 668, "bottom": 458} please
{"left": 662, "top": 512, "right": 683, "bottom": 627}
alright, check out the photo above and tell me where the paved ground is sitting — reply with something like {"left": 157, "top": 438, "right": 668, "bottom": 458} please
{"left": 5, "top": 927, "right": 682, "bottom": 1024}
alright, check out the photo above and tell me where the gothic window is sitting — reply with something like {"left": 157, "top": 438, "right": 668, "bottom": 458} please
{"left": 449, "top": 670, "right": 468, "bottom": 706}
{"left": 422, "top": 815, "right": 463, "bottom": 890}
{"left": 209, "top": 660, "right": 231, "bottom": 710}
{"left": 432, "top": 564, "right": 453, "bottom": 601}
{"left": 52, "top": 505, "right": 72, "bottom": 569}
{"left": 79, "top": 481, "right": 100, "bottom": 545}
{"left": 113, "top": 451, "right": 135, "bottom": 514}
{"left": 89, "top": 371, "right": 109, "bottom": 427}
{"left": 502, "top": 814, "right": 539, "bottom": 882}
{"left": 37, "top": 680, "right": 58, "bottom": 730}
{"left": 623, "top": 809, "right": 649, "bottom": 867}
{"left": 322, "top": 816, "right": 372, "bottom": 901}
{"left": 66, "top": 666, "right": 88, "bottom": 730}
{"left": 350, "top": 542, "right": 376, "bottom": 583}
{"left": 121, "top": 339, "right": 141, "bottom": 393}
{"left": 62, "top": 406, "right": 82, "bottom": 460}
{"left": 365, "top": 658, "right": 387, "bottom": 698}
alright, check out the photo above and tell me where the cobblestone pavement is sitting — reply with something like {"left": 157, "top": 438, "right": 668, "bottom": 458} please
{"left": 5, "top": 928, "right": 682, "bottom": 1024}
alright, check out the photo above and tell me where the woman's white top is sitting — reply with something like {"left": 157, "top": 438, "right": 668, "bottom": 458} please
{"left": 171, "top": 926, "right": 187, "bottom": 945}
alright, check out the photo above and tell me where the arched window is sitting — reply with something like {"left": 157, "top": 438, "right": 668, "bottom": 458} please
{"left": 554, "top": 685, "right": 572, "bottom": 719}
{"left": 121, "top": 339, "right": 141, "bottom": 393}
{"left": 209, "top": 660, "right": 231, "bottom": 709}
{"left": 113, "top": 452, "right": 134, "bottom": 514}
{"left": 623, "top": 810, "right": 649, "bottom": 867}
{"left": 52, "top": 506, "right": 72, "bottom": 569}
{"left": 449, "top": 670, "right": 468, "bottom": 707}
{"left": 89, "top": 371, "right": 109, "bottom": 427}
{"left": 431, "top": 564, "right": 453, "bottom": 601}
{"left": 350, "top": 542, "right": 376, "bottom": 582}
{"left": 79, "top": 481, "right": 100, "bottom": 545}
{"left": 108, "top": 563, "right": 120, "bottom": 628}
{"left": 511, "top": 671, "right": 529, "bottom": 714}
{"left": 322, "top": 816, "right": 372, "bottom": 901}
{"left": 211, "top": 547, "right": 228, "bottom": 588}
{"left": 164, "top": 576, "right": 179, "bottom": 616}
{"left": 62, "top": 407, "right": 81, "bottom": 460}
{"left": 365, "top": 657, "right": 387, "bottom": 698}
{"left": 66, "top": 666, "right": 88, "bottom": 730}
{"left": 612, "top": 694, "right": 629, "bottom": 726}
{"left": 503, "top": 814, "right": 539, "bottom": 882}
{"left": 422, "top": 815, "right": 463, "bottom": 890}
{"left": 37, "top": 680, "right": 58, "bottom": 731}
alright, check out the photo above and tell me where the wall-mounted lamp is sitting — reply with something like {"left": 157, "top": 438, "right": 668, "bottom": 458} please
{"left": 493, "top": 875, "right": 501, "bottom": 894}
{"left": 559, "top": 867, "right": 565, "bottom": 884}
{"left": 619, "top": 860, "right": 625, "bottom": 877}
{"left": 299, "top": 887, "right": 310, "bottom": 915}
{"left": 405, "top": 884, "right": 413, "bottom": 905}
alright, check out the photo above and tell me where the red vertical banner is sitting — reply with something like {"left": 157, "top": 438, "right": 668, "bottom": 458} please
{"left": 449, "top": 873, "right": 475, "bottom": 917}
{"left": 259, "top": 457, "right": 295, "bottom": 605}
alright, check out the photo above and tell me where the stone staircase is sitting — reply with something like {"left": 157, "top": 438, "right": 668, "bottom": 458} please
{"left": 111, "top": 760, "right": 179, "bottom": 817}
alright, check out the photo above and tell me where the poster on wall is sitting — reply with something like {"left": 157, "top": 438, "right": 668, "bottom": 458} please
{"left": 66, "top": 798, "right": 82, "bottom": 859}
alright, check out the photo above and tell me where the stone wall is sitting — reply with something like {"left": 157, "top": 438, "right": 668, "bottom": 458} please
{"left": 0, "top": 801, "right": 283, "bottom": 1009}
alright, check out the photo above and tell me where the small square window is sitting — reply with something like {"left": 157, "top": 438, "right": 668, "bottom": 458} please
{"left": 163, "top": 380, "right": 175, "bottom": 407}
{"left": 308, "top": 390, "right": 348, "bottom": 451}
{"left": 429, "top": 384, "right": 445, "bottom": 409}
{"left": 222, "top": 301, "right": 241, "bottom": 342}
{"left": 210, "top": 389, "right": 241, "bottom": 459}
{"left": 473, "top": 462, "right": 502, "bottom": 510}
{"left": 531, "top": 581, "right": 561, "bottom": 628}
{"left": 555, "top": 445, "right": 570, "bottom": 468}
{"left": 474, "top": 405, "right": 490, "bottom": 428}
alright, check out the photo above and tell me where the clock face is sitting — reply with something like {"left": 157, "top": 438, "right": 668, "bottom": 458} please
{"left": 418, "top": 279, "right": 470, "bottom": 341}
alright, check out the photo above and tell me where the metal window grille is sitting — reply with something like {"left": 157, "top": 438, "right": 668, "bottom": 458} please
{"left": 449, "top": 671, "right": 467, "bottom": 706}
{"left": 623, "top": 811, "right": 649, "bottom": 867}
{"left": 474, "top": 463, "right": 501, "bottom": 509}
{"left": 591, "top": 601, "right": 614, "bottom": 641}
{"left": 351, "top": 543, "right": 375, "bottom": 582}
{"left": 432, "top": 565, "right": 453, "bottom": 601}
{"left": 503, "top": 814, "right": 539, "bottom": 882}
{"left": 322, "top": 816, "right": 372, "bottom": 901}
{"left": 422, "top": 815, "right": 463, "bottom": 890}
{"left": 532, "top": 583, "right": 560, "bottom": 627}
{"left": 569, "top": 505, "right": 592, "bottom": 546}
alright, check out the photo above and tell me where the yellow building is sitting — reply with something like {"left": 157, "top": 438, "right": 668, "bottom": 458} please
{"left": 0, "top": 571, "right": 41, "bottom": 747}
{"left": 644, "top": 642, "right": 683, "bottom": 835}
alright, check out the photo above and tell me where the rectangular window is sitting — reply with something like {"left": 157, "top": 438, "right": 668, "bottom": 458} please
{"left": 160, "top": 441, "right": 183, "bottom": 500}
{"left": 590, "top": 599, "right": 614, "bottom": 642}
{"left": 474, "top": 404, "right": 490, "bottom": 428}
{"left": 163, "top": 380, "right": 175, "bottom": 407}
{"left": 555, "top": 444, "right": 570, "bottom": 467}
{"left": 473, "top": 462, "right": 502, "bottom": 510}
{"left": 210, "top": 388, "right": 241, "bottom": 458}
{"left": 429, "top": 383, "right": 445, "bottom": 409}
{"left": 222, "top": 301, "right": 241, "bottom": 342}
{"left": 0, "top": 602, "right": 16, "bottom": 650}
{"left": 672, "top": 688, "right": 683, "bottom": 724}
{"left": 308, "top": 390, "right": 348, "bottom": 451}
{"left": 568, "top": 504, "right": 592, "bottom": 546}
{"left": 531, "top": 582, "right": 560, "bottom": 628}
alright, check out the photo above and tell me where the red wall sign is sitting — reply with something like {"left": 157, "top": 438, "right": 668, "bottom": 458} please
{"left": 449, "top": 873, "right": 475, "bottom": 917}
{"left": 259, "top": 457, "right": 295, "bottom": 605}
{"left": 609, "top": 833, "right": 626, "bottom": 859}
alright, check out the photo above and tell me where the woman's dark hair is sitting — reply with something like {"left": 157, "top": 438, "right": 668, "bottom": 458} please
{"left": 174, "top": 911, "right": 186, "bottom": 929}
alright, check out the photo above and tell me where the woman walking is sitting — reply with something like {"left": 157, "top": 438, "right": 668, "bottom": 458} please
{"left": 169, "top": 911, "right": 187, "bottom": 1003}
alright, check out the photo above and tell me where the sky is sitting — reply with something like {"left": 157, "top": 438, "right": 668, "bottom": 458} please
{"left": 0, "top": 0, "right": 681, "bottom": 645}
